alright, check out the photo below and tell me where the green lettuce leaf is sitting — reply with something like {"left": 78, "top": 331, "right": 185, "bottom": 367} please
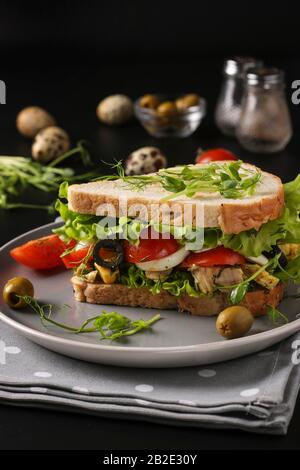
{"left": 202, "top": 228, "right": 220, "bottom": 249}
{"left": 161, "top": 271, "right": 201, "bottom": 296}
{"left": 274, "top": 254, "right": 300, "bottom": 283}
{"left": 54, "top": 183, "right": 205, "bottom": 247}
{"left": 53, "top": 198, "right": 99, "bottom": 243}
{"left": 283, "top": 174, "right": 300, "bottom": 212}
{"left": 120, "top": 264, "right": 201, "bottom": 297}
{"left": 221, "top": 219, "right": 285, "bottom": 257}
{"left": 220, "top": 176, "right": 300, "bottom": 256}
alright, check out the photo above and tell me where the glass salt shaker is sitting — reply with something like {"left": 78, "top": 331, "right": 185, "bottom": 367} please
{"left": 236, "top": 67, "right": 293, "bottom": 153}
{"left": 215, "top": 57, "right": 263, "bottom": 136}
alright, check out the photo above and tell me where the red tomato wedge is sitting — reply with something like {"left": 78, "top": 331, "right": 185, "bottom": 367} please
{"left": 181, "top": 246, "right": 246, "bottom": 268}
{"left": 10, "top": 234, "right": 70, "bottom": 270}
{"left": 124, "top": 231, "right": 180, "bottom": 264}
{"left": 61, "top": 243, "right": 92, "bottom": 269}
{"left": 196, "top": 148, "right": 238, "bottom": 164}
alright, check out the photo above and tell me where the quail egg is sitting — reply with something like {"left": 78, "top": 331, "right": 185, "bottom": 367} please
{"left": 16, "top": 106, "right": 56, "bottom": 138}
{"left": 96, "top": 94, "right": 133, "bottom": 125}
{"left": 32, "top": 126, "right": 70, "bottom": 163}
{"left": 125, "top": 147, "right": 167, "bottom": 176}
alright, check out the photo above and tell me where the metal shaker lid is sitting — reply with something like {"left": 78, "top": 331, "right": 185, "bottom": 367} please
{"left": 224, "top": 57, "right": 263, "bottom": 77}
{"left": 246, "top": 67, "right": 285, "bottom": 85}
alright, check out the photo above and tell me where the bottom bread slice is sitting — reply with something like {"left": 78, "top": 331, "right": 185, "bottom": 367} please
{"left": 71, "top": 276, "right": 284, "bottom": 317}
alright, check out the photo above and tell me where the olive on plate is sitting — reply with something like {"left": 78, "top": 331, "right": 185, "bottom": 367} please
{"left": 3, "top": 277, "right": 34, "bottom": 309}
{"left": 216, "top": 305, "right": 254, "bottom": 339}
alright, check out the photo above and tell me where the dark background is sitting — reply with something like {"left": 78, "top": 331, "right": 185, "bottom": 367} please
{"left": 0, "top": 0, "right": 299, "bottom": 64}
{"left": 1, "top": 0, "right": 300, "bottom": 451}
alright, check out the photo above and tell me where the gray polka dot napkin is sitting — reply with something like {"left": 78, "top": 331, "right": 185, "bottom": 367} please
{"left": 0, "top": 321, "right": 300, "bottom": 435}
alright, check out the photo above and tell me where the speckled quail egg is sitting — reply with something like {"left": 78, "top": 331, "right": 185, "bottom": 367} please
{"left": 96, "top": 94, "right": 133, "bottom": 125}
{"left": 32, "top": 126, "right": 70, "bottom": 163}
{"left": 125, "top": 147, "right": 167, "bottom": 176}
{"left": 16, "top": 106, "right": 56, "bottom": 138}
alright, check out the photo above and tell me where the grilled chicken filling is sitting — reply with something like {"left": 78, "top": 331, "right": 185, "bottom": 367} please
{"left": 190, "top": 267, "right": 244, "bottom": 294}
{"left": 75, "top": 243, "right": 300, "bottom": 294}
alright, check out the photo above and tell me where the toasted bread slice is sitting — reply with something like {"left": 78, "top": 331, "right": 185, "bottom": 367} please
{"left": 71, "top": 276, "right": 284, "bottom": 317}
{"left": 68, "top": 163, "right": 284, "bottom": 234}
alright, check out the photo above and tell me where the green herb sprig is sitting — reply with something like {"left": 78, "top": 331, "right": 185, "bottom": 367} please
{"left": 266, "top": 305, "right": 289, "bottom": 325}
{"left": 19, "top": 295, "right": 161, "bottom": 341}
{"left": 220, "top": 254, "right": 281, "bottom": 304}
{"left": 0, "top": 140, "right": 99, "bottom": 212}
{"left": 98, "top": 160, "right": 262, "bottom": 201}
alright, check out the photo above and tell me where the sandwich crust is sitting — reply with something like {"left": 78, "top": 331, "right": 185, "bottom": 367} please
{"left": 68, "top": 163, "right": 284, "bottom": 234}
{"left": 71, "top": 276, "right": 284, "bottom": 318}
{"left": 219, "top": 182, "right": 284, "bottom": 233}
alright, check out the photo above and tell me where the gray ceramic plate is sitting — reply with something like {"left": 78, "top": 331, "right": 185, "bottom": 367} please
{"left": 0, "top": 222, "right": 300, "bottom": 368}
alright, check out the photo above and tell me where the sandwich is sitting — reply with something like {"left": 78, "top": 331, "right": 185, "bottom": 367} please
{"left": 54, "top": 160, "right": 300, "bottom": 317}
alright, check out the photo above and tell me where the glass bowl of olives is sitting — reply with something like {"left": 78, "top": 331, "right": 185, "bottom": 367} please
{"left": 134, "top": 93, "right": 206, "bottom": 138}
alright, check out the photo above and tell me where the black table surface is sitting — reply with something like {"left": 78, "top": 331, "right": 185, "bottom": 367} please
{"left": 1, "top": 63, "right": 300, "bottom": 450}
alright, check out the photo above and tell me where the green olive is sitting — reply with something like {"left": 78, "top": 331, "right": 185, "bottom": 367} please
{"left": 3, "top": 277, "right": 34, "bottom": 309}
{"left": 176, "top": 93, "right": 200, "bottom": 110}
{"left": 216, "top": 306, "right": 254, "bottom": 339}
{"left": 139, "top": 94, "right": 160, "bottom": 110}
{"left": 156, "top": 101, "right": 177, "bottom": 117}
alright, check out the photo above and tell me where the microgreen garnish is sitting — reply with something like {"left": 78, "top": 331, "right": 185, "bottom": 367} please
{"left": 0, "top": 141, "right": 100, "bottom": 212}
{"left": 97, "top": 160, "right": 262, "bottom": 200}
{"left": 274, "top": 260, "right": 299, "bottom": 281}
{"left": 19, "top": 295, "right": 161, "bottom": 341}
{"left": 222, "top": 255, "right": 281, "bottom": 305}
{"left": 266, "top": 305, "right": 289, "bottom": 325}
{"left": 230, "top": 283, "right": 249, "bottom": 304}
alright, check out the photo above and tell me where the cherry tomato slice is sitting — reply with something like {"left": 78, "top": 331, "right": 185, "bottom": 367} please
{"left": 124, "top": 230, "right": 180, "bottom": 264}
{"left": 61, "top": 243, "right": 92, "bottom": 269}
{"left": 10, "top": 234, "right": 69, "bottom": 270}
{"left": 196, "top": 148, "right": 238, "bottom": 164}
{"left": 181, "top": 246, "right": 246, "bottom": 268}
